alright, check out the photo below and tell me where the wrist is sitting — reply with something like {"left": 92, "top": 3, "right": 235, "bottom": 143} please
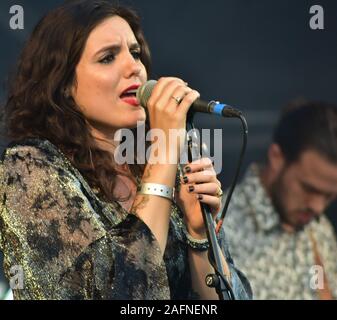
{"left": 142, "top": 162, "right": 178, "bottom": 186}
{"left": 147, "top": 141, "right": 182, "bottom": 165}
{"left": 184, "top": 229, "right": 209, "bottom": 251}
{"left": 187, "top": 228, "right": 207, "bottom": 240}
{"left": 138, "top": 183, "right": 175, "bottom": 201}
{"left": 184, "top": 216, "right": 207, "bottom": 240}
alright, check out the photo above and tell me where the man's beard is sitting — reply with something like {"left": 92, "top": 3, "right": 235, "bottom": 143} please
{"left": 269, "top": 170, "right": 320, "bottom": 232}
{"left": 269, "top": 169, "right": 291, "bottom": 226}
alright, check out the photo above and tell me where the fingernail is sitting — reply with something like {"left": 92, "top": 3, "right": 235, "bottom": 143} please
{"left": 197, "top": 194, "right": 203, "bottom": 200}
{"left": 183, "top": 176, "right": 189, "bottom": 184}
{"left": 184, "top": 166, "right": 191, "bottom": 173}
{"left": 188, "top": 185, "right": 194, "bottom": 192}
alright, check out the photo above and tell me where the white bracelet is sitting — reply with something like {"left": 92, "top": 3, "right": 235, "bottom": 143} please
{"left": 137, "top": 183, "right": 175, "bottom": 201}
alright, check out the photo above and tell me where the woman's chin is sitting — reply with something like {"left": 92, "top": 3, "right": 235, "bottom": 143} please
{"left": 124, "top": 118, "right": 147, "bottom": 129}
{"left": 131, "top": 110, "right": 147, "bottom": 125}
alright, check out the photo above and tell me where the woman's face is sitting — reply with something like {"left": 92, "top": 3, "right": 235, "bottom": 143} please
{"left": 72, "top": 16, "right": 147, "bottom": 139}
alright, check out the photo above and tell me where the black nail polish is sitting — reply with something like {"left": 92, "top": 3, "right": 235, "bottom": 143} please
{"left": 183, "top": 176, "right": 189, "bottom": 184}
{"left": 184, "top": 166, "right": 191, "bottom": 173}
{"left": 188, "top": 185, "right": 194, "bottom": 192}
{"left": 197, "top": 194, "right": 203, "bottom": 200}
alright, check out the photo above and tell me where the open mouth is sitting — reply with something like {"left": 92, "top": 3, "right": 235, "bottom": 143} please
{"left": 120, "top": 89, "right": 137, "bottom": 99}
{"left": 120, "top": 86, "right": 141, "bottom": 106}
{"left": 297, "top": 211, "right": 315, "bottom": 225}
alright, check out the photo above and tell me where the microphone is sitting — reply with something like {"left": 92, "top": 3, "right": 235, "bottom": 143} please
{"left": 137, "top": 80, "right": 243, "bottom": 118}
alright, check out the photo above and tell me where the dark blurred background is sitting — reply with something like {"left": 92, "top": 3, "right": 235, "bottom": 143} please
{"left": 0, "top": 0, "right": 337, "bottom": 298}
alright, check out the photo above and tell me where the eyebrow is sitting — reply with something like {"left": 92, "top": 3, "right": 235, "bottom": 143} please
{"left": 301, "top": 181, "right": 334, "bottom": 198}
{"left": 94, "top": 42, "right": 141, "bottom": 57}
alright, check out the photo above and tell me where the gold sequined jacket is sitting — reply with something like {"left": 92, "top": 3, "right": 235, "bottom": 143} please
{"left": 0, "top": 138, "right": 252, "bottom": 300}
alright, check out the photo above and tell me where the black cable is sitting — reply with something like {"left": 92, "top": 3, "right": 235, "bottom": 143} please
{"left": 216, "top": 114, "right": 248, "bottom": 234}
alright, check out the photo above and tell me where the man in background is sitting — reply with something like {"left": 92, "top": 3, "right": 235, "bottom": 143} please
{"left": 223, "top": 101, "right": 337, "bottom": 299}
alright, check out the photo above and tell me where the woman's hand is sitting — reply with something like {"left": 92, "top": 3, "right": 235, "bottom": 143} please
{"left": 146, "top": 78, "right": 200, "bottom": 163}
{"left": 175, "top": 157, "right": 223, "bottom": 239}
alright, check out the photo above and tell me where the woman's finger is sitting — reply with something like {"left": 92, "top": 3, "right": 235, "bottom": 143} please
{"left": 185, "top": 182, "right": 219, "bottom": 196}
{"left": 181, "top": 169, "right": 217, "bottom": 185}
{"left": 147, "top": 78, "right": 184, "bottom": 104}
{"left": 183, "top": 157, "right": 213, "bottom": 173}
{"left": 195, "top": 194, "right": 221, "bottom": 215}
{"left": 177, "top": 89, "right": 200, "bottom": 117}
{"left": 156, "top": 83, "right": 193, "bottom": 114}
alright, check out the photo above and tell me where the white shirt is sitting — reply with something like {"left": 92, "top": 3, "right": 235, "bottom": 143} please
{"left": 223, "top": 164, "right": 337, "bottom": 299}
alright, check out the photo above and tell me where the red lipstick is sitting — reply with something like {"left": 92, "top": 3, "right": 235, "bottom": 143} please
{"left": 120, "top": 84, "right": 141, "bottom": 107}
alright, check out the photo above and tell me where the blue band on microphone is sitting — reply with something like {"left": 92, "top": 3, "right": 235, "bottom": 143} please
{"left": 213, "top": 103, "right": 227, "bottom": 116}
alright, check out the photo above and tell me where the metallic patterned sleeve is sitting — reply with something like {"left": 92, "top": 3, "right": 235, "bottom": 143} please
{"left": 216, "top": 225, "right": 253, "bottom": 299}
{"left": 0, "top": 145, "right": 169, "bottom": 300}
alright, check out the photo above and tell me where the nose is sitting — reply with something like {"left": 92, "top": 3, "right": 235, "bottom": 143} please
{"left": 123, "top": 52, "right": 142, "bottom": 78}
{"left": 307, "top": 195, "right": 327, "bottom": 216}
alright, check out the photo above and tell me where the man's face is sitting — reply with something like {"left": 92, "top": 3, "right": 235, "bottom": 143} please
{"left": 269, "top": 149, "right": 337, "bottom": 230}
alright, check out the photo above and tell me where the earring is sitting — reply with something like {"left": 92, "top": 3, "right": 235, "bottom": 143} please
{"left": 64, "top": 88, "right": 71, "bottom": 99}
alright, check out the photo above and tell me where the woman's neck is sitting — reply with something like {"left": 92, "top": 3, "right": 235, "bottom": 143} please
{"left": 89, "top": 122, "right": 120, "bottom": 158}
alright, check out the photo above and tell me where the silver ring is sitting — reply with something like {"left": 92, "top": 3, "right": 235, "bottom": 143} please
{"left": 171, "top": 96, "right": 183, "bottom": 104}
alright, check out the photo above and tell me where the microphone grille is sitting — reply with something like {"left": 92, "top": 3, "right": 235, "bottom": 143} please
{"left": 137, "top": 80, "right": 157, "bottom": 108}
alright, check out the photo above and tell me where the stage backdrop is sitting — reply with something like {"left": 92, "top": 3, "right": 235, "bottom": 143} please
{"left": 1, "top": 0, "right": 337, "bottom": 296}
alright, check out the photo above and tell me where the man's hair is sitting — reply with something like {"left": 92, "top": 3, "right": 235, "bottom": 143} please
{"left": 273, "top": 100, "right": 337, "bottom": 164}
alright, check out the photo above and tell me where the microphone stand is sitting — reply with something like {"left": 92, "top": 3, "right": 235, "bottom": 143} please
{"left": 182, "top": 111, "right": 234, "bottom": 300}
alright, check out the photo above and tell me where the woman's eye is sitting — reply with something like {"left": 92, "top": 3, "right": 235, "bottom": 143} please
{"left": 99, "top": 54, "right": 115, "bottom": 64}
{"left": 131, "top": 50, "right": 141, "bottom": 60}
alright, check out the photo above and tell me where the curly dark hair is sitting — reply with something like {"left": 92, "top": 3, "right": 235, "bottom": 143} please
{"left": 2, "top": 0, "right": 152, "bottom": 203}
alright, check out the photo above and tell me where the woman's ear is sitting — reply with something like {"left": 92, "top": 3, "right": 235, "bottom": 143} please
{"left": 268, "top": 143, "right": 285, "bottom": 176}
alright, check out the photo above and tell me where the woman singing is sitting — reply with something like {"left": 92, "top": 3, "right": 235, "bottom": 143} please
{"left": 0, "top": 0, "right": 251, "bottom": 300}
